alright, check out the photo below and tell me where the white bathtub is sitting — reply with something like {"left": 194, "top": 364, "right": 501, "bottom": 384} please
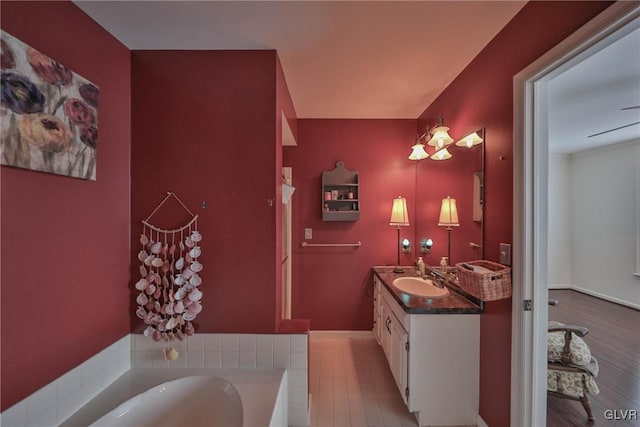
{"left": 90, "top": 376, "right": 242, "bottom": 427}
{"left": 61, "top": 368, "right": 287, "bottom": 427}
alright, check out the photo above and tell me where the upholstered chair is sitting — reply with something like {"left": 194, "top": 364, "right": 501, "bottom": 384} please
{"left": 547, "top": 313, "right": 600, "bottom": 422}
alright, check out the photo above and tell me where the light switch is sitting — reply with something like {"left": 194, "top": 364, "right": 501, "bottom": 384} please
{"left": 500, "top": 243, "right": 511, "bottom": 266}
{"left": 304, "top": 228, "right": 312, "bottom": 240}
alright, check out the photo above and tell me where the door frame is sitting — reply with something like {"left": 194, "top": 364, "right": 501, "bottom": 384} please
{"left": 511, "top": 3, "right": 640, "bottom": 426}
{"left": 282, "top": 166, "right": 293, "bottom": 319}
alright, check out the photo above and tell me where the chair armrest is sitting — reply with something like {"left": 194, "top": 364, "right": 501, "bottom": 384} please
{"left": 548, "top": 324, "right": 590, "bottom": 365}
{"left": 548, "top": 324, "right": 588, "bottom": 337}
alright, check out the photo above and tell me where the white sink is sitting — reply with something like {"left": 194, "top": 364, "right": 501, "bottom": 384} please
{"left": 392, "top": 277, "right": 450, "bottom": 299}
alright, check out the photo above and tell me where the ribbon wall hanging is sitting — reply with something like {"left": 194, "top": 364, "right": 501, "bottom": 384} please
{"left": 135, "top": 192, "right": 203, "bottom": 355}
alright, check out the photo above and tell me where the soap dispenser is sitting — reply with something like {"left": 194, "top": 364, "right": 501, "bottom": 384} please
{"left": 417, "top": 257, "right": 425, "bottom": 276}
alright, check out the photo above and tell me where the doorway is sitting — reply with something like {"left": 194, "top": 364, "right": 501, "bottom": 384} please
{"left": 511, "top": 3, "right": 640, "bottom": 426}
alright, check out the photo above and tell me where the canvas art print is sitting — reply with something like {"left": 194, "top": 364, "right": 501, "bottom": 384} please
{"left": 1, "top": 30, "right": 99, "bottom": 180}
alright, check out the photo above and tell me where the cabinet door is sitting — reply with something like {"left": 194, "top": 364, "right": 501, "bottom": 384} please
{"left": 380, "top": 299, "right": 391, "bottom": 361}
{"left": 389, "top": 315, "right": 409, "bottom": 404}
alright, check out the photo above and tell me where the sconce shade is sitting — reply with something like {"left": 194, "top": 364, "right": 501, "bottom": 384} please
{"left": 431, "top": 147, "right": 452, "bottom": 161}
{"left": 455, "top": 131, "right": 484, "bottom": 148}
{"left": 389, "top": 196, "right": 410, "bottom": 227}
{"left": 408, "top": 143, "right": 429, "bottom": 160}
{"left": 427, "top": 125, "right": 453, "bottom": 148}
{"left": 282, "top": 183, "right": 295, "bottom": 204}
{"left": 438, "top": 196, "right": 459, "bottom": 227}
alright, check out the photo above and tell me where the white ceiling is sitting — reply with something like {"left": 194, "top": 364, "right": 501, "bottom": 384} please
{"left": 547, "top": 24, "right": 640, "bottom": 154}
{"left": 74, "top": 0, "right": 526, "bottom": 119}
{"left": 74, "top": 1, "right": 639, "bottom": 152}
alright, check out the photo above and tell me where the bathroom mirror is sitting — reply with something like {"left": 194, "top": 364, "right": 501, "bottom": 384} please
{"left": 414, "top": 128, "right": 484, "bottom": 266}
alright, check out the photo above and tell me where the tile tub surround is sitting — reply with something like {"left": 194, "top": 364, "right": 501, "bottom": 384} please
{"left": 0, "top": 335, "right": 131, "bottom": 427}
{"left": 0, "top": 333, "right": 309, "bottom": 427}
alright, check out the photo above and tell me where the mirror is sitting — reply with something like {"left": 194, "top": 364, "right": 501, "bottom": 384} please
{"left": 414, "top": 128, "right": 484, "bottom": 266}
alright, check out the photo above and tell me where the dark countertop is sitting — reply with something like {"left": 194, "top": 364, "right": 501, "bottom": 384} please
{"left": 373, "top": 266, "right": 483, "bottom": 314}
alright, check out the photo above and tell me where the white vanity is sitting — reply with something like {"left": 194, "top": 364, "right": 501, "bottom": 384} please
{"left": 373, "top": 267, "right": 481, "bottom": 426}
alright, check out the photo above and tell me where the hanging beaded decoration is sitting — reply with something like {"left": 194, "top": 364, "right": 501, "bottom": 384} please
{"left": 135, "top": 192, "right": 203, "bottom": 349}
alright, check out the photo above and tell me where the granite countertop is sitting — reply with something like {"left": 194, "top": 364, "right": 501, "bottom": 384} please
{"left": 373, "top": 266, "right": 483, "bottom": 314}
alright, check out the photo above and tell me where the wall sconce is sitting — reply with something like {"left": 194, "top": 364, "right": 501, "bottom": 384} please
{"left": 389, "top": 196, "right": 410, "bottom": 273}
{"left": 282, "top": 182, "right": 295, "bottom": 204}
{"left": 402, "top": 238, "right": 411, "bottom": 253}
{"left": 438, "top": 196, "right": 460, "bottom": 264}
{"left": 420, "top": 238, "right": 433, "bottom": 254}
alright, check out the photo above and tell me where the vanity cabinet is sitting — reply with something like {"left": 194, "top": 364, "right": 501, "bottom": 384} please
{"left": 321, "top": 161, "right": 359, "bottom": 221}
{"left": 372, "top": 274, "right": 480, "bottom": 426}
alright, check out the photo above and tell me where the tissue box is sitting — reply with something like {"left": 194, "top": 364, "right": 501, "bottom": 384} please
{"left": 455, "top": 260, "right": 512, "bottom": 301}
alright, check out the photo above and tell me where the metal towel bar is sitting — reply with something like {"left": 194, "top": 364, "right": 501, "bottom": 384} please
{"left": 301, "top": 241, "right": 362, "bottom": 248}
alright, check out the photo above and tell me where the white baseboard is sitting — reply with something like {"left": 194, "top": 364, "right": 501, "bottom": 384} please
{"left": 548, "top": 284, "right": 640, "bottom": 310}
{"left": 548, "top": 284, "right": 572, "bottom": 290}
{"left": 476, "top": 414, "right": 489, "bottom": 427}
{"left": 309, "top": 330, "right": 374, "bottom": 338}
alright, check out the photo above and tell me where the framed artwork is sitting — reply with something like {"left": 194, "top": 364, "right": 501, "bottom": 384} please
{"left": 1, "top": 30, "right": 99, "bottom": 180}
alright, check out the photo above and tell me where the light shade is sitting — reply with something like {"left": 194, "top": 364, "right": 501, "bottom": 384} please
{"left": 438, "top": 196, "right": 459, "bottom": 227}
{"left": 389, "top": 196, "right": 410, "bottom": 227}
{"left": 427, "top": 125, "right": 453, "bottom": 148}
{"left": 431, "top": 147, "right": 452, "bottom": 161}
{"left": 282, "top": 182, "right": 295, "bottom": 204}
{"left": 455, "top": 131, "right": 484, "bottom": 148}
{"left": 408, "top": 143, "right": 428, "bottom": 160}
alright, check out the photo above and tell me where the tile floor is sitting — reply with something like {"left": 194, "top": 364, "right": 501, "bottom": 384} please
{"left": 309, "top": 333, "right": 418, "bottom": 427}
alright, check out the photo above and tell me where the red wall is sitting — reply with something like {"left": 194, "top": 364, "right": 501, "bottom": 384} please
{"left": 0, "top": 1, "right": 131, "bottom": 410}
{"left": 283, "top": 119, "right": 482, "bottom": 329}
{"left": 131, "top": 50, "right": 283, "bottom": 333}
{"left": 284, "top": 120, "right": 417, "bottom": 329}
{"left": 417, "top": 1, "right": 613, "bottom": 425}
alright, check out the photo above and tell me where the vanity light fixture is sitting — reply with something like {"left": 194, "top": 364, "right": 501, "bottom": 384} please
{"left": 420, "top": 238, "right": 434, "bottom": 254}
{"left": 402, "top": 238, "right": 411, "bottom": 253}
{"left": 409, "top": 114, "right": 454, "bottom": 160}
{"left": 390, "top": 196, "right": 410, "bottom": 273}
{"left": 438, "top": 196, "right": 459, "bottom": 264}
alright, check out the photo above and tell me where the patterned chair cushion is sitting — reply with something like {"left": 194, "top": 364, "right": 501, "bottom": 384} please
{"left": 547, "top": 369, "right": 600, "bottom": 398}
{"left": 547, "top": 323, "right": 592, "bottom": 367}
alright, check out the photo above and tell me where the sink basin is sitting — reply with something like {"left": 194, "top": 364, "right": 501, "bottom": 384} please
{"left": 392, "top": 277, "right": 450, "bottom": 299}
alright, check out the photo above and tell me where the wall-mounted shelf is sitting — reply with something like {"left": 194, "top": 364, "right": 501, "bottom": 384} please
{"left": 322, "top": 161, "right": 359, "bottom": 221}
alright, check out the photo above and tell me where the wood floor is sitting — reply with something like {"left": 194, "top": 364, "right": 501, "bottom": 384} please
{"left": 547, "top": 290, "right": 640, "bottom": 426}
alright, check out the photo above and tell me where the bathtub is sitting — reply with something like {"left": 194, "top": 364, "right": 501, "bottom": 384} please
{"left": 61, "top": 368, "right": 287, "bottom": 427}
